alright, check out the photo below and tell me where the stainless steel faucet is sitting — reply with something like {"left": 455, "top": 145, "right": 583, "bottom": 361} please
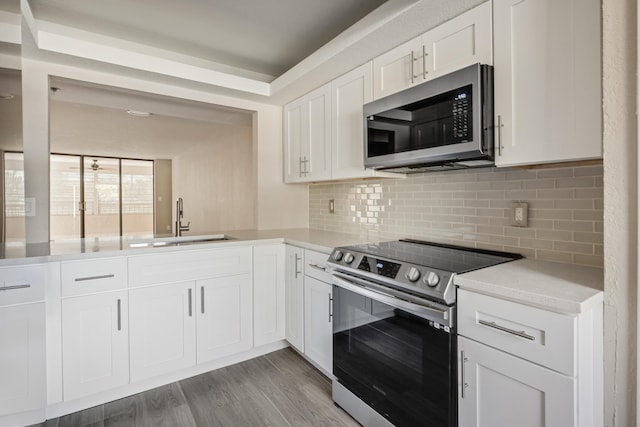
{"left": 175, "top": 197, "right": 190, "bottom": 237}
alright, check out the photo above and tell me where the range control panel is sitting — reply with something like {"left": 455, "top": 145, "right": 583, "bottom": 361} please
{"left": 327, "top": 248, "right": 455, "bottom": 305}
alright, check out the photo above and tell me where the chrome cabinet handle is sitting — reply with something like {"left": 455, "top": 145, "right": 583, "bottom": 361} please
{"left": 497, "top": 115, "right": 504, "bottom": 156}
{"left": 478, "top": 319, "right": 535, "bottom": 341}
{"left": 461, "top": 350, "right": 468, "bottom": 398}
{"left": 117, "top": 299, "right": 122, "bottom": 331}
{"left": 188, "top": 288, "right": 193, "bottom": 317}
{"left": 329, "top": 294, "right": 333, "bottom": 322}
{"left": 410, "top": 50, "right": 416, "bottom": 84}
{"left": 308, "top": 263, "right": 328, "bottom": 273}
{"left": 422, "top": 44, "right": 428, "bottom": 79}
{"left": 74, "top": 274, "right": 115, "bottom": 282}
{"left": 0, "top": 284, "right": 31, "bottom": 291}
{"left": 294, "top": 254, "right": 302, "bottom": 278}
{"left": 201, "top": 286, "right": 205, "bottom": 314}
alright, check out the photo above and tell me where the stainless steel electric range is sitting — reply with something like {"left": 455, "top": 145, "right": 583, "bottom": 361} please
{"left": 327, "top": 239, "right": 522, "bottom": 427}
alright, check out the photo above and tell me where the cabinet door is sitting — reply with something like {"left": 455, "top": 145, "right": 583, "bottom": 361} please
{"left": 129, "top": 282, "right": 196, "bottom": 382}
{"left": 196, "top": 274, "right": 252, "bottom": 363}
{"left": 423, "top": 1, "right": 492, "bottom": 77}
{"left": 0, "top": 303, "right": 45, "bottom": 415}
{"left": 62, "top": 291, "right": 128, "bottom": 400}
{"left": 253, "top": 244, "right": 285, "bottom": 347}
{"left": 458, "top": 336, "right": 575, "bottom": 427}
{"left": 304, "top": 276, "right": 332, "bottom": 375}
{"left": 284, "top": 98, "right": 305, "bottom": 183}
{"left": 493, "top": 0, "right": 601, "bottom": 166}
{"left": 305, "top": 83, "right": 332, "bottom": 181}
{"left": 285, "top": 246, "right": 305, "bottom": 352}
{"left": 331, "top": 62, "right": 374, "bottom": 180}
{"left": 284, "top": 84, "right": 332, "bottom": 183}
{"left": 373, "top": 36, "right": 422, "bottom": 99}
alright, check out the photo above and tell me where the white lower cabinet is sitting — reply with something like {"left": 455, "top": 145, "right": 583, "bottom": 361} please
{"left": 458, "top": 336, "right": 574, "bottom": 427}
{"left": 303, "top": 275, "right": 333, "bottom": 376}
{"left": 61, "top": 291, "right": 129, "bottom": 400}
{"left": 285, "top": 246, "right": 334, "bottom": 376}
{"left": 129, "top": 281, "right": 196, "bottom": 382}
{"left": 196, "top": 274, "right": 252, "bottom": 363}
{"left": 0, "top": 302, "right": 46, "bottom": 417}
{"left": 285, "top": 245, "right": 305, "bottom": 351}
{"left": 457, "top": 287, "right": 602, "bottom": 427}
{"left": 253, "top": 244, "right": 285, "bottom": 347}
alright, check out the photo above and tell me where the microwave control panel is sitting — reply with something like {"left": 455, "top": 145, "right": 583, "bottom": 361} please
{"left": 452, "top": 93, "right": 470, "bottom": 140}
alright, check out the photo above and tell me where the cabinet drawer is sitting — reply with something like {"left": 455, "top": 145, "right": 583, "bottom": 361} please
{"left": 303, "top": 249, "right": 331, "bottom": 283}
{"left": 457, "top": 288, "right": 576, "bottom": 376}
{"left": 61, "top": 257, "right": 128, "bottom": 297}
{"left": 0, "top": 264, "right": 46, "bottom": 306}
{"left": 128, "top": 246, "right": 251, "bottom": 288}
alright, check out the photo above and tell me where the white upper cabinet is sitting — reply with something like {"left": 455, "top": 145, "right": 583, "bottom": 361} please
{"left": 493, "top": 0, "right": 601, "bottom": 166}
{"left": 373, "top": 2, "right": 492, "bottom": 100}
{"left": 284, "top": 83, "right": 332, "bottom": 183}
{"left": 331, "top": 62, "right": 374, "bottom": 180}
{"left": 372, "top": 37, "right": 423, "bottom": 101}
{"left": 424, "top": 2, "right": 492, "bottom": 78}
{"left": 285, "top": 63, "right": 400, "bottom": 183}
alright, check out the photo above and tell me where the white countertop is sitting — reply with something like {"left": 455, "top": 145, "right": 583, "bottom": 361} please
{"left": 454, "top": 258, "right": 604, "bottom": 314}
{"left": 2, "top": 230, "right": 604, "bottom": 315}
{"left": 0, "top": 228, "right": 374, "bottom": 266}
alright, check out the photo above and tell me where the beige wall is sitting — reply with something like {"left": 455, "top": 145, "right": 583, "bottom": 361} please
{"left": 173, "top": 124, "right": 255, "bottom": 233}
{"left": 603, "top": 0, "right": 637, "bottom": 425}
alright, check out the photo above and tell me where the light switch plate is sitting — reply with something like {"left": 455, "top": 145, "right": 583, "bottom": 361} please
{"left": 511, "top": 202, "right": 528, "bottom": 227}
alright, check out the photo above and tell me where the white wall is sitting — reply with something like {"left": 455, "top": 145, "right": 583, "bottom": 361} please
{"left": 603, "top": 0, "right": 637, "bottom": 425}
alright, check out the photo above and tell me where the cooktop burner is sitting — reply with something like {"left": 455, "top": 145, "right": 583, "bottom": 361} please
{"left": 328, "top": 239, "right": 522, "bottom": 306}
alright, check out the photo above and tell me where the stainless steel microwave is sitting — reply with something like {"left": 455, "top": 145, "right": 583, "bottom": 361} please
{"left": 364, "top": 63, "right": 494, "bottom": 172}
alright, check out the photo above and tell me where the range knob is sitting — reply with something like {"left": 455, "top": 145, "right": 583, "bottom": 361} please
{"left": 343, "top": 253, "right": 355, "bottom": 264}
{"left": 405, "top": 267, "right": 421, "bottom": 282}
{"left": 332, "top": 250, "right": 343, "bottom": 262}
{"left": 424, "top": 271, "right": 440, "bottom": 287}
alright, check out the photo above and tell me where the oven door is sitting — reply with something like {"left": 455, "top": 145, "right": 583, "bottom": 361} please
{"left": 332, "top": 274, "right": 456, "bottom": 427}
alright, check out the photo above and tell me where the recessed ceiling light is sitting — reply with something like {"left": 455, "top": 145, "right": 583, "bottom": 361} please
{"left": 0, "top": 93, "right": 14, "bottom": 100}
{"left": 126, "top": 110, "right": 152, "bottom": 117}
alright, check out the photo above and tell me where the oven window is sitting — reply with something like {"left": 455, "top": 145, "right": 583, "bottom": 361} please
{"left": 333, "top": 285, "right": 456, "bottom": 427}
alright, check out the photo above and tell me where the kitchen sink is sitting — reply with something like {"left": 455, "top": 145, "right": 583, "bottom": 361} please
{"left": 128, "top": 234, "right": 235, "bottom": 248}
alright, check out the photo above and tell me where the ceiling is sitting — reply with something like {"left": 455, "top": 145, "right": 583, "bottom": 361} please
{"left": 27, "top": 0, "right": 387, "bottom": 81}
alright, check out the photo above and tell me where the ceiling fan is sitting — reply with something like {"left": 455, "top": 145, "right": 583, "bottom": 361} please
{"left": 89, "top": 159, "right": 103, "bottom": 171}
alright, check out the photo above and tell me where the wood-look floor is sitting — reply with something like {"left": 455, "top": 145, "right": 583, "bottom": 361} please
{"left": 32, "top": 348, "right": 360, "bottom": 427}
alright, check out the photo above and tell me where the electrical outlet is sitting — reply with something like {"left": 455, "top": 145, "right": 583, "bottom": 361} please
{"left": 511, "top": 202, "right": 528, "bottom": 227}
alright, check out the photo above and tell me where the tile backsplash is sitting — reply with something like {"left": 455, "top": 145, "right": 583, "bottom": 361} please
{"left": 310, "top": 165, "right": 604, "bottom": 267}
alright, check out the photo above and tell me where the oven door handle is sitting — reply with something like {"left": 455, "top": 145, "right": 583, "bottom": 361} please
{"left": 331, "top": 273, "right": 452, "bottom": 326}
